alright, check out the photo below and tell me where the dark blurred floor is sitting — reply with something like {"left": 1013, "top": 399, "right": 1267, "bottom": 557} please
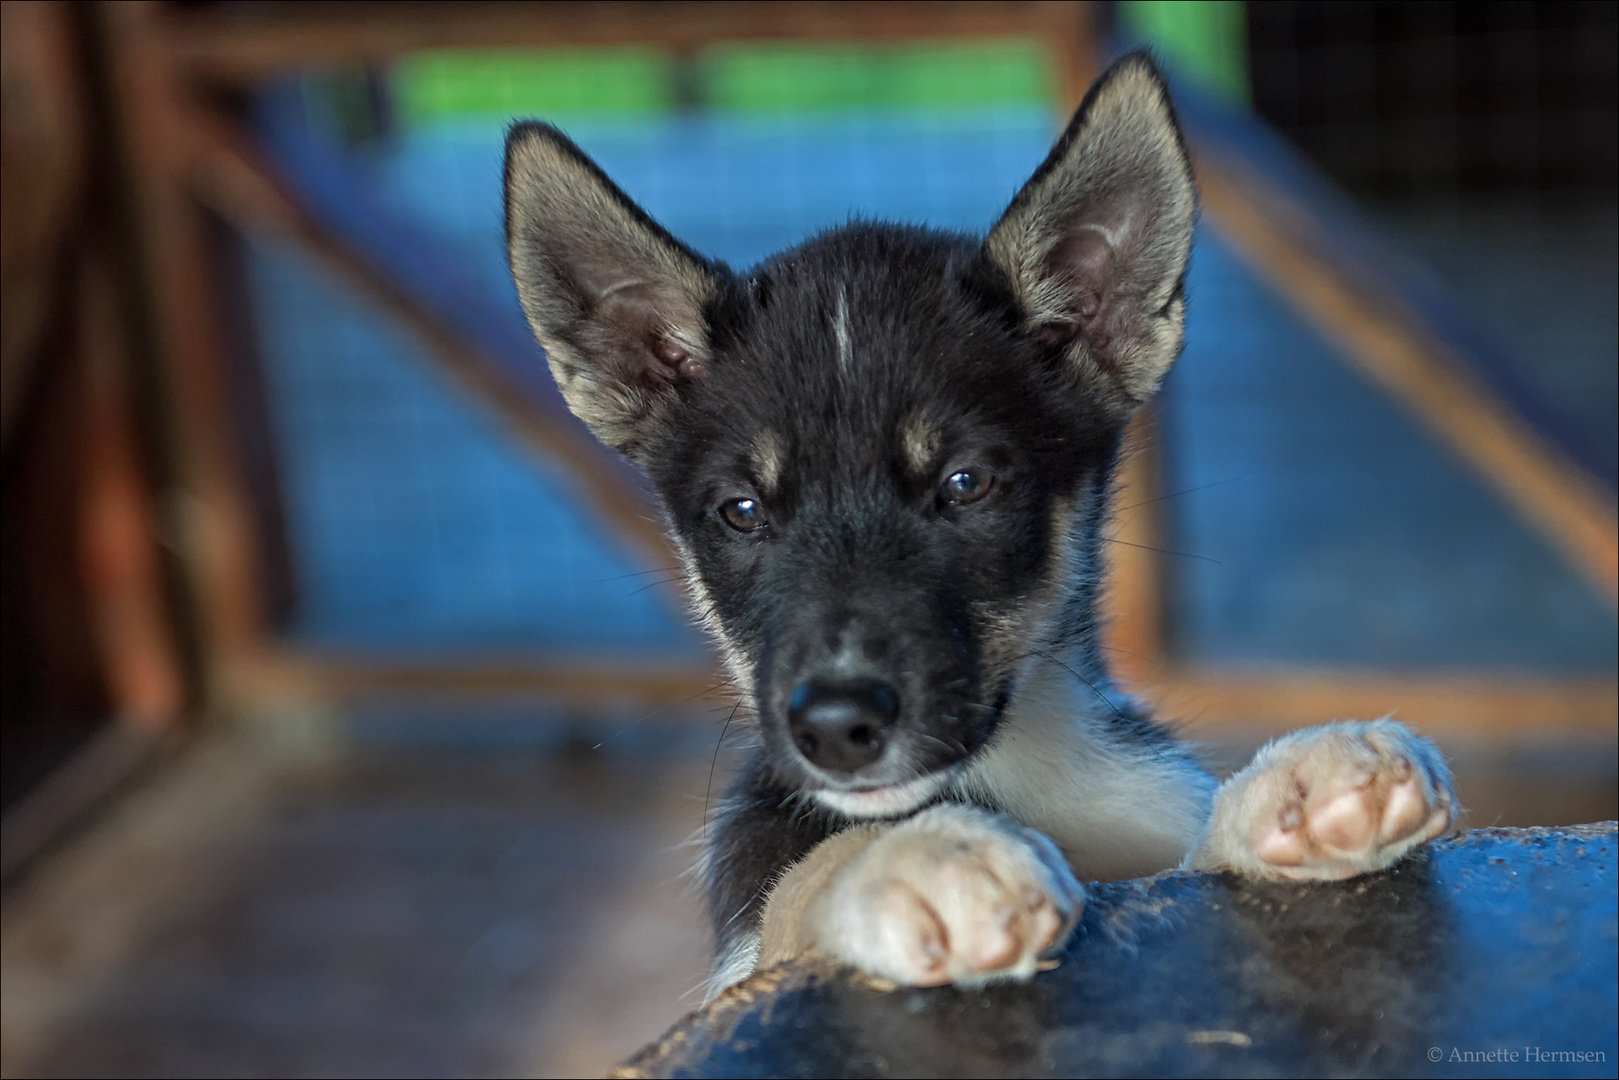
{"left": 1, "top": 719, "right": 720, "bottom": 1079}
{"left": 3, "top": 710, "right": 1613, "bottom": 1079}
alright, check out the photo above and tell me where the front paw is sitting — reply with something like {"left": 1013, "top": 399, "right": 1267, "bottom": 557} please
{"left": 814, "top": 804, "right": 1083, "bottom": 987}
{"left": 1201, "top": 719, "right": 1456, "bottom": 881}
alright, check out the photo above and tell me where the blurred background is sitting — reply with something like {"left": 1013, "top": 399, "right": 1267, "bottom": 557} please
{"left": 1, "top": 2, "right": 1614, "bottom": 1076}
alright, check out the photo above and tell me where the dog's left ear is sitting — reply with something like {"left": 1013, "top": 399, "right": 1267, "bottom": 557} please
{"left": 986, "top": 52, "right": 1195, "bottom": 417}
{"left": 505, "top": 123, "right": 720, "bottom": 460}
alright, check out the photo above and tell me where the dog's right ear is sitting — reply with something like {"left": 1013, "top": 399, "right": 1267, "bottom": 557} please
{"left": 505, "top": 123, "right": 720, "bottom": 459}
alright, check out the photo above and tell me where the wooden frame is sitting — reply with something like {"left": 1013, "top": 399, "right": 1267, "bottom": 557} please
{"left": 76, "top": 0, "right": 1612, "bottom": 748}
{"left": 184, "top": 111, "right": 679, "bottom": 570}
{"left": 1197, "top": 150, "right": 1618, "bottom": 606}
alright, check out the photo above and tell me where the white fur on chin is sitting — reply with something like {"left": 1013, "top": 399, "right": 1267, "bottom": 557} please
{"left": 812, "top": 772, "right": 952, "bottom": 819}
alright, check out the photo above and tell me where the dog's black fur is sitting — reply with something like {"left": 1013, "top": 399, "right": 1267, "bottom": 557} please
{"left": 682, "top": 224, "right": 1165, "bottom": 931}
{"left": 503, "top": 52, "right": 1455, "bottom": 991}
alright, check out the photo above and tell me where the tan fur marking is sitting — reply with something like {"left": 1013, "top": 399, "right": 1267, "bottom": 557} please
{"left": 671, "top": 536, "right": 753, "bottom": 700}
{"left": 976, "top": 495, "right": 1078, "bottom": 684}
{"left": 899, "top": 414, "right": 942, "bottom": 478}
{"left": 751, "top": 429, "right": 785, "bottom": 494}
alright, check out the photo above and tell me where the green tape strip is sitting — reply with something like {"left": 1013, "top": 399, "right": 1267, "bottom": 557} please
{"left": 387, "top": 40, "right": 1053, "bottom": 127}
{"left": 1117, "top": 1, "right": 1250, "bottom": 104}
{"left": 703, "top": 40, "right": 1052, "bottom": 113}
{"left": 391, "top": 48, "right": 674, "bottom": 126}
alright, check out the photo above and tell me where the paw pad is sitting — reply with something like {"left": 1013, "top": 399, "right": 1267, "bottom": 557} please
{"left": 1242, "top": 722, "right": 1455, "bottom": 881}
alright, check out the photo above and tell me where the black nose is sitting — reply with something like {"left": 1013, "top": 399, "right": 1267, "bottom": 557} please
{"left": 787, "top": 680, "right": 900, "bottom": 774}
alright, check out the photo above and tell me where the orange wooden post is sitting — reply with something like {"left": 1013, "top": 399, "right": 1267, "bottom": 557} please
{"left": 77, "top": 249, "right": 187, "bottom": 733}
{"left": 1103, "top": 410, "right": 1169, "bottom": 690}
{"left": 95, "top": 1, "right": 272, "bottom": 715}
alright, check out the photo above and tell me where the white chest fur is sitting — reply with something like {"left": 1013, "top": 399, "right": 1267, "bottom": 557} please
{"left": 953, "top": 656, "right": 1213, "bottom": 881}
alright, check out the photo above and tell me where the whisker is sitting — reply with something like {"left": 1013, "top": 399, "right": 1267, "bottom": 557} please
{"left": 629, "top": 574, "right": 691, "bottom": 596}
{"left": 596, "top": 565, "right": 685, "bottom": 583}
{"left": 1093, "top": 642, "right": 1155, "bottom": 660}
{"left": 1099, "top": 537, "right": 1221, "bottom": 565}
{"left": 580, "top": 673, "right": 744, "bottom": 750}
{"left": 916, "top": 729, "right": 969, "bottom": 759}
{"left": 705, "top": 701, "right": 743, "bottom": 841}
{"left": 1030, "top": 647, "right": 1175, "bottom": 763}
{"left": 1113, "top": 477, "right": 1239, "bottom": 513}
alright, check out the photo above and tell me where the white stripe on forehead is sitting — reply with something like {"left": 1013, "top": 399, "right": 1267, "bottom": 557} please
{"left": 834, "top": 284, "right": 852, "bottom": 373}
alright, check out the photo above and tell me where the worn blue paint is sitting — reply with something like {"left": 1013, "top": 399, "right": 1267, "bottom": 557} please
{"left": 1164, "top": 232, "right": 1616, "bottom": 670}
{"left": 625, "top": 824, "right": 1619, "bottom": 1079}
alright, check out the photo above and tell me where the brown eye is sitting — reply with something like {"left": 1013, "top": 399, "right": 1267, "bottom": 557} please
{"left": 941, "top": 468, "right": 992, "bottom": 506}
{"left": 720, "top": 497, "right": 768, "bottom": 532}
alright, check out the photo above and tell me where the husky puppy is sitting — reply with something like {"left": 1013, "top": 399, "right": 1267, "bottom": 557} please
{"left": 503, "top": 53, "right": 1456, "bottom": 993}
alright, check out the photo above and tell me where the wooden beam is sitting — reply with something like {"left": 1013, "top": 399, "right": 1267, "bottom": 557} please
{"left": 227, "top": 649, "right": 727, "bottom": 714}
{"left": 1196, "top": 149, "right": 1619, "bottom": 606}
{"left": 1037, "top": 0, "right": 1099, "bottom": 113}
{"left": 77, "top": 248, "right": 187, "bottom": 733}
{"left": 1152, "top": 666, "right": 1617, "bottom": 746}
{"left": 224, "top": 650, "right": 1615, "bottom": 748}
{"left": 1103, "top": 410, "right": 1168, "bottom": 688}
{"left": 0, "top": 0, "right": 88, "bottom": 450}
{"left": 161, "top": 1, "right": 1092, "bottom": 82}
{"left": 182, "top": 108, "right": 679, "bottom": 573}
{"left": 90, "top": 0, "right": 253, "bottom": 713}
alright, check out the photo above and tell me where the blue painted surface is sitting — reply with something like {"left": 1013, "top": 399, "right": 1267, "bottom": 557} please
{"left": 370, "top": 110, "right": 1058, "bottom": 272}
{"left": 247, "top": 241, "right": 699, "bottom": 653}
{"left": 1162, "top": 232, "right": 1616, "bottom": 671}
{"left": 1369, "top": 197, "right": 1619, "bottom": 487}
{"left": 248, "top": 108, "right": 1616, "bottom": 671}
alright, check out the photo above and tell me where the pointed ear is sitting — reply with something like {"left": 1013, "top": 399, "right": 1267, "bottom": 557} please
{"left": 504, "top": 123, "right": 720, "bottom": 458}
{"left": 986, "top": 52, "right": 1195, "bottom": 417}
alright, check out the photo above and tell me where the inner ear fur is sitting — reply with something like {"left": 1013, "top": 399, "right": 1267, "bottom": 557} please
{"left": 986, "top": 52, "right": 1195, "bottom": 416}
{"left": 504, "top": 122, "right": 720, "bottom": 457}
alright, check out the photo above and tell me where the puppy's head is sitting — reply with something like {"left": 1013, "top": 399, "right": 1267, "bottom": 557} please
{"left": 505, "top": 53, "right": 1194, "bottom": 818}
